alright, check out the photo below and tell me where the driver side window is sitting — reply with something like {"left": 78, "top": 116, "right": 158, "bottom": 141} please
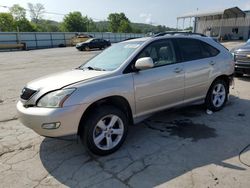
{"left": 137, "top": 40, "right": 177, "bottom": 67}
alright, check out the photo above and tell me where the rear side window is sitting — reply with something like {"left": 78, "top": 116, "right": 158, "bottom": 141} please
{"left": 177, "top": 39, "right": 203, "bottom": 61}
{"left": 177, "top": 38, "right": 219, "bottom": 61}
{"left": 200, "top": 41, "right": 220, "bottom": 57}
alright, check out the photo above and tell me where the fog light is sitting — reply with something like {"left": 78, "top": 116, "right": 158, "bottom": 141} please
{"left": 41, "top": 122, "right": 61, "bottom": 130}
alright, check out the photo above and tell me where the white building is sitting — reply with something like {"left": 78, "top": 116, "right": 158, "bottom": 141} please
{"left": 177, "top": 7, "right": 250, "bottom": 40}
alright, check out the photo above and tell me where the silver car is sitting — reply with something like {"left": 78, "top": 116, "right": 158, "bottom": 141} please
{"left": 17, "top": 33, "right": 234, "bottom": 155}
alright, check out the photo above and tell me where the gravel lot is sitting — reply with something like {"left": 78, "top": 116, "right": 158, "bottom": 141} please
{"left": 0, "top": 43, "right": 250, "bottom": 188}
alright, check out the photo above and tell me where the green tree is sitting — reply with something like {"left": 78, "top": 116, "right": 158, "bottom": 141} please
{"left": 108, "top": 13, "right": 132, "bottom": 33}
{"left": 28, "top": 3, "right": 45, "bottom": 23}
{"left": 34, "top": 20, "right": 61, "bottom": 32}
{"left": 15, "top": 18, "right": 36, "bottom": 32}
{"left": 86, "top": 18, "right": 97, "bottom": 32}
{"left": 119, "top": 20, "right": 132, "bottom": 33}
{"left": 62, "top": 12, "right": 87, "bottom": 32}
{"left": 9, "top": 4, "right": 35, "bottom": 32}
{"left": 9, "top": 4, "right": 26, "bottom": 20}
{"left": 0, "top": 13, "right": 15, "bottom": 31}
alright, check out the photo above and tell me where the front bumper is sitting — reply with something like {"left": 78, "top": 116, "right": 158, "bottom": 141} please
{"left": 235, "top": 62, "right": 250, "bottom": 74}
{"left": 17, "top": 101, "right": 87, "bottom": 137}
{"left": 76, "top": 45, "right": 82, "bottom": 50}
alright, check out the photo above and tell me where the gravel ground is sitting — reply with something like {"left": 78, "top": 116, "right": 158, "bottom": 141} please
{"left": 0, "top": 43, "right": 250, "bottom": 188}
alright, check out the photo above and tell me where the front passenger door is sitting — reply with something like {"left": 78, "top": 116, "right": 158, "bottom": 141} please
{"left": 132, "top": 39, "right": 185, "bottom": 117}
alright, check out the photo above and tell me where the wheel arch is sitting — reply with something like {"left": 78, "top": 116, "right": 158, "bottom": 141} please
{"left": 77, "top": 95, "right": 133, "bottom": 135}
{"left": 211, "top": 75, "right": 230, "bottom": 92}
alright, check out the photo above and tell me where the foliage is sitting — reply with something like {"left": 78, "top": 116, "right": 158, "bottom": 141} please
{"left": 9, "top": 4, "right": 35, "bottom": 32}
{"left": 62, "top": 12, "right": 88, "bottom": 32}
{"left": 27, "top": 3, "right": 45, "bottom": 23}
{"left": 0, "top": 13, "right": 15, "bottom": 32}
{"left": 34, "top": 19, "right": 61, "bottom": 32}
{"left": 108, "top": 13, "right": 132, "bottom": 33}
{"left": 0, "top": 4, "right": 176, "bottom": 33}
{"left": 9, "top": 4, "right": 26, "bottom": 20}
{"left": 185, "top": 26, "right": 193, "bottom": 31}
{"left": 15, "top": 18, "right": 36, "bottom": 32}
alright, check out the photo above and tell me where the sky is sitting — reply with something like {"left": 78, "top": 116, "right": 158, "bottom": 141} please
{"left": 0, "top": 0, "right": 250, "bottom": 27}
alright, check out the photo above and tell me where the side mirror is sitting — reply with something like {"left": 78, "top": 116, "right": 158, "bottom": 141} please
{"left": 135, "top": 57, "right": 154, "bottom": 70}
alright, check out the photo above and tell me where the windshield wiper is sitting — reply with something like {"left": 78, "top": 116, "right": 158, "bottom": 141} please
{"left": 86, "top": 66, "right": 106, "bottom": 71}
{"left": 78, "top": 66, "right": 106, "bottom": 71}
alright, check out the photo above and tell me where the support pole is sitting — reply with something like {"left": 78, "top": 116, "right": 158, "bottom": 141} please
{"left": 219, "top": 14, "right": 224, "bottom": 41}
{"left": 176, "top": 18, "right": 179, "bottom": 31}
{"left": 182, "top": 18, "right": 185, "bottom": 30}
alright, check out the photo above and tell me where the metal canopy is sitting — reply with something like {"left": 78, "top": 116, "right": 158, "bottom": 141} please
{"left": 224, "top": 7, "right": 246, "bottom": 18}
{"left": 177, "top": 7, "right": 246, "bottom": 19}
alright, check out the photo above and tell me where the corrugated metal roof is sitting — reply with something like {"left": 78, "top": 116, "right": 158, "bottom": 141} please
{"left": 178, "top": 9, "right": 224, "bottom": 19}
{"left": 178, "top": 7, "right": 246, "bottom": 19}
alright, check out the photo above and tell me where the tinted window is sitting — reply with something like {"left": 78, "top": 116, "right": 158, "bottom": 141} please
{"left": 200, "top": 41, "right": 219, "bottom": 57}
{"left": 177, "top": 39, "right": 202, "bottom": 61}
{"left": 178, "top": 39, "right": 219, "bottom": 61}
{"left": 137, "top": 40, "right": 177, "bottom": 67}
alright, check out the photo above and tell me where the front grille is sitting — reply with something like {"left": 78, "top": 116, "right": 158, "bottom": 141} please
{"left": 20, "top": 88, "right": 37, "bottom": 100}
{"left": 235, "top": 51, "right": 250, "bottom": 63}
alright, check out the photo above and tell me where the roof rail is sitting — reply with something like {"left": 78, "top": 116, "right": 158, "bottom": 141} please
{"left": 153, "top": 32, "right": 207, "bottom": 37}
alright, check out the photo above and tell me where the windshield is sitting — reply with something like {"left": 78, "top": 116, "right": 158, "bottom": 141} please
{"left": 85, "top": 38, "right": 93, "bottom": 43}
{"left": 80, "top": 41, "right": 143, "bottom": 71}
{"left": 246, "top": 39, "right": 250, "bottom": 45}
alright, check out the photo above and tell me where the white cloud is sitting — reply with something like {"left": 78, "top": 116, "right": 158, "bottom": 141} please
{"left": 140, "top": 13, "right": 152, "bottom": 24}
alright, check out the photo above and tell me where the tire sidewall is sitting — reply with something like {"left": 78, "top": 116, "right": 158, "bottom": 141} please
{"left": 206, "top": 79, "right": 229, "bottom": 112}
{"left": 81, "top": 106, "right": 128, "bottom": 156}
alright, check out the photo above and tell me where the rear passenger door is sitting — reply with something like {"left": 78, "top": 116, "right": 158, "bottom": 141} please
{"left": 177, "top": 38, "right": 220, "bottom": 102}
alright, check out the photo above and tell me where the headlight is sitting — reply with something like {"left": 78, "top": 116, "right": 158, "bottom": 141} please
{"left": 37, "top": 88, "right": 76, "bottom": 108}
{"left": 231, "top": 52, "right": 236, "bottom": 62}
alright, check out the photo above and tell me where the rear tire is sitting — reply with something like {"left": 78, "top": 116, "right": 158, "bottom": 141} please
{"left": 80, "top": 105, "right": 128, "bottom": 156}
{"left": 205, "top": 79, "right": 229, "bottom": 112}
{"left": 85, "top": 46, "right": 90, "bottom": 51}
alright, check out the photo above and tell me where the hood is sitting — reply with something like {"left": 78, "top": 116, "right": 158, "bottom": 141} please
{"left": 234, "top": 44, "right": 250, "bottom": 53}
{"left": 26, "top": 69, "right": 110, "bottom": 91}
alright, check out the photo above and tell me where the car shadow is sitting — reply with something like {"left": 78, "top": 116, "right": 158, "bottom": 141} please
{"left": 238, "top": 75, "right": 250, "bottom": 81}
{"left": 39, "top": 96, "right": 250, "bottom": 187}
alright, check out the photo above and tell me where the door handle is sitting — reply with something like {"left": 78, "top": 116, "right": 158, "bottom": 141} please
{"left": 174, "top": 67, "right": 183, "bottom": 73}
{"left": 209, "top": 61, "right": 216, "bottom": 66}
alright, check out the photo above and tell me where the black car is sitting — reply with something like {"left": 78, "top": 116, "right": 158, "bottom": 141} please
{"left": 76, "top": 38, "right": 111, "bottom": 51}
{"left": 232, "top": 41, "right": 250, "bottom": 77}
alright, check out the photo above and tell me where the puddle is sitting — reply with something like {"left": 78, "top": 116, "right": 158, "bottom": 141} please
{"left": 145, "top": 119, "right": 217, "bottom": 142}
{"left": 166, "top": 119, "right": 217, "bottom": 142}
{"left": 0, "top": 99, "right": 3, "bottom": 104}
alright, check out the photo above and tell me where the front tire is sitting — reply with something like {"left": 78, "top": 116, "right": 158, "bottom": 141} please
{"left": 205, "top": 79, "right": 229, "bottom": 112}
{"left": 80, "top": 105, "right": 128, "bottom": 156}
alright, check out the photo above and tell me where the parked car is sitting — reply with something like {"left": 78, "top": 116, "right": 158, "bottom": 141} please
{"left": 17, "top": 33, "right": 234, "bottom": 155}
{"left": 231, "top": 41, "right": 250, "bottom": 77}
{"left": 71, "top": 34, "right": 93, "bottom": 46}
{"left": 76, "top": 38, "right": 111, "bottom": 51}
